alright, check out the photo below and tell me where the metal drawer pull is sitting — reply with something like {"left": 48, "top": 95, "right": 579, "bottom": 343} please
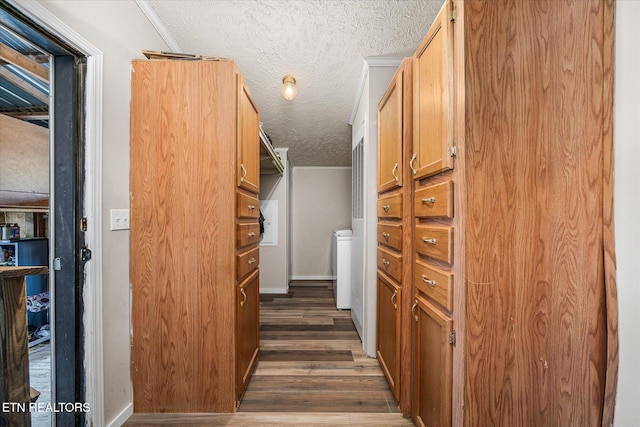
{"left": 240, "top": 288, "right": 247, "bottom": 307}
{"left": 409, "top": 153, "right": 417, "bottom": 176}
{"left": 422, "top": 197, "right": 436, "bottom": 204}
{"left": 248, "top": 258, "right": 256, "bottom": 265}
{"left": 382, "top": 205, "right": 390, "bottom": 213}
{"left": 411, "top": 299, "right": 419, "bottom": 322}
{"left": 382, "top": 232, "right": 390, "bottom": 240}
{"left": 391, "top": 289, "right": 398, "bottom": 310}
{"left": 391, "top": 163, "right": 399, "bottom": 183}
{"left": 422, "top": 275, "right": 436, "bottom": 287}
{"left": 248, "top": 205, "right": 255, "bottom": 210}
{"left": 248, "top": 232, "right": 256, "bottom": 237}
{"left": 382, "top": 259, "right": 390, "bottom": 268}
{"left": 240, "top": 163, "right": 247, "bottom": 183}
{"left": 422, "top": 238, "right": 437, "bottom": 245}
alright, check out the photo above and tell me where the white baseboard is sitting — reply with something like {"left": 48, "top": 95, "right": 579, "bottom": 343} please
{"left": 260, "top": 286, "right": 288, "bottom": 294}
{"left": 291, "top": 275, "right": 334, "bottom": 281}
{"left": 106, "top": 402, "right": 133, "bottom": 427}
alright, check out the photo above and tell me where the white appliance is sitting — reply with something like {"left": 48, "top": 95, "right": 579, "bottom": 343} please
{"left": 332, "top": 229, "right": 352, "bottom": 309}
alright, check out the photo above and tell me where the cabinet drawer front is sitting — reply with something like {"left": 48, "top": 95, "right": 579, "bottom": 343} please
{"left": 414, "top": 181, "right": 453, "bottom": 218}
{"left": 377, "top": 193, "right": 403, "bottom": 219}
{"left": 377, "top": 247, "right": 403, "bottom": 283}
{"left": 414, "top": 225, "right": 454, "bottom": 264}
{"left": 237, "top": 246, "right": 259, "bottom": 280}
{"left": 237, "top": 192, "right": 260, "bottom": 219}
{"left": 237, "top": 222, "right": 260, "bottom": 249}
{"left": 378, "top": 223, "right": 403, "bottom": 251}
{"left": 415, "top": 259, "right": 453, "bottom": 311}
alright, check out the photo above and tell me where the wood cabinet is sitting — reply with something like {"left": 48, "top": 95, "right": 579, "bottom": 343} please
{"left": 412, "top": 296, "right": 453, "bottom": 427}
{"left": 406, "top": 1, "right": 617, "bottom": 425}
{"left": 130, "top": 58, "right": 260, "bottom": 413}
{"left": 376, "top": 58, "right": 413, "bottom": 415}
{"left": 411, "top": 2, "right": 454, "bottom": 180}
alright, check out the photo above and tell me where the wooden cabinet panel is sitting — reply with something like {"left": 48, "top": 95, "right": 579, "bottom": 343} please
{"left": 412, "top": 3, "right": 454, "bottom": 180}
{"left": 237, "top": 77, "right": 260, "bottom": 193}
{"left": 377, "top": 223, "right": 403, "bottom": 251}
{"left": 377, "top": 246, "right": 402, "bottom": 283}
{"left": 237, "top": 246, "right": 259, "bottom": 280}
{"left": 377, "top": 192, "right": 403, "bottom": 219}
{"left": 236, "top": 270, "right": 259, "bottom": 401}
{"left": 414, "top": 225, "right": 453, "bottom": 264}
{"left": 414, "top": 259, "right": 453, "bottom": 312}
{"left": 237, "top": 192, "right": 260, "bottom": 219}
{"left": 237, "top": 222, "right": 260, "bottom": 249}
{"left": 377, "top": 273, "right": 401, "bottom": 401}
{"left": 413, "top": 296, "right": 453, "bottom": 427}
{"left": 414, "top": 181, "right": 453, "bottom": 218}
{"left": 378, "top": 69, "right": 403, "bottom": 192}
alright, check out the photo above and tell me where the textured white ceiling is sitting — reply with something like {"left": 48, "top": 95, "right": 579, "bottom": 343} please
{"left": 147, "top": 0, "right": 445, "bottom": 166}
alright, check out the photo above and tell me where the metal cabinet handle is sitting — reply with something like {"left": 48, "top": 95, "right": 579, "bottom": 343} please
{"left": 391, "top": 163, "right": 399, "bottom": 183}
{"left": 240, "top": 288, "right": 247, "bottom": 307}
{"left": 422, "top": 275, "right": 436, "bottom": 287}
{"left": 382, "top": 259, "right": 390, "bottom": 269}
{"left": 422, "top": 197, "right": 436, "bottom": 204}
{"left": 391, "top": 289, "right": 398, "bottom": 310}
{"left": 422, "top": 238, "right": 437, "bottom": 245}
{"left": 382, "top": 205, "right": 390, "bottom": 213}
{"left": 409, "top": 153, "right": 417, "bottom": 176}
{"left": 240, "top": 163, "right": 247, "bottom": 183}
{"left": 248, "top": 232, "right": 256, "bottom": 237}
{"left": 411, "top": 299, "right": 419, "bottom": 322}
{"left": 248, "top": 257, "right": 256, "bottom": 265}
{"left": 382, "top": 232, "right": 390, "bottom": 240}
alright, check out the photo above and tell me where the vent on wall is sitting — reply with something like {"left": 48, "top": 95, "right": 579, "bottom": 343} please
{"left": 352, "top": 138, "right": 364, "bottom": 219}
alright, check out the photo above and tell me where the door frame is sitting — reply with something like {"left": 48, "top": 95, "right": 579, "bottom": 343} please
{"left": 6, "top": 0, "right": 104, "bottom": 424}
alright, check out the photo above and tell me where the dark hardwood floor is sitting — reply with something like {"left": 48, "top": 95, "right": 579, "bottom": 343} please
{"left": 125, "top": 281, "right": 414, "bottom": 426}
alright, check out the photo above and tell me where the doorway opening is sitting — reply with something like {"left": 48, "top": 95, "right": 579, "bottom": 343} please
{"left": 0, "top": 2, "right": 97, "bottom": 424}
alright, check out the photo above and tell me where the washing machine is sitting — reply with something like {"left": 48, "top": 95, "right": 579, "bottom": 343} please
{"left": 332, "top": 229, "right": 352, "bottom": 309}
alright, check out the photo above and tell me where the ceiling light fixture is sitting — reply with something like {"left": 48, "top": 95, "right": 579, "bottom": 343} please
{"left": 281, "top": 75, "right": 296, "bottom": 100}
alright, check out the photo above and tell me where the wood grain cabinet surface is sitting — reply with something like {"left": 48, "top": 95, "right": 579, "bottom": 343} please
{"left": 130, "top": 59, "right": 260, "bottom": 413}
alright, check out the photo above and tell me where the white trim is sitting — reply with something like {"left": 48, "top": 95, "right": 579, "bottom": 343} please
{"left": 348, "top": 56, "right": 403, "bottom": 125}
{"left": 291, "top": 275, "right": 334, "bottom": 281}
{"left": 106, "top": 402, "right": 133, "bottom": 427}
{"left": 259, "top": 286, "right": 288, "bottom": 295}
{"left": 5, "top": 1, "right": 105, "bottom": 425}
{"left": 135, "top": 0, "right": 181, "bottom": 52}
{"left": 292, "top": 166, "right": 352, "bottom": 171}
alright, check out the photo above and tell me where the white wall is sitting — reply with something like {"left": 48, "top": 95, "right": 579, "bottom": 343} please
{"left": 291, "top": 167, "right": 351, "bottom": 280}
{"left": 613, "top": 1, "right": 640, "bottom": 425}
{"left": 259, "top": 148, "right": 290, "bottom": 294}
{"left": 35, "top": 1, "right": 169, "bottom": 424}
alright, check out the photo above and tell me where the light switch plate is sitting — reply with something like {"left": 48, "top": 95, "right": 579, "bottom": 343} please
{"left": 110, "top": 209, "right": 130, "bottom": 230}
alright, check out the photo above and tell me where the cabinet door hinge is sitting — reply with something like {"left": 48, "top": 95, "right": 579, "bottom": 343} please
{"left": 449, "top": 145, "right": 458, "bottom": 158}
{"left": 450, "top": 7, "right": 458, "bottom": 22}
{"left": 449, "top": 330, "right": 457, "bottom": 346}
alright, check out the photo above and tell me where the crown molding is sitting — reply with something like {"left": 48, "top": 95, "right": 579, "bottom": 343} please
{"left": 135, "top": 0, "right": 181, "bottom": 52}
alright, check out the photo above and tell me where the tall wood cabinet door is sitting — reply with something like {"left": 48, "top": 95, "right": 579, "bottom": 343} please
{"left": 412, "top": 296, "right": 453, "bottom": 427}
{"left": 378, "top": 69, "right": 403, "bottom": 193}
{"left": 237, "top": 76, "right": 260, "bottom": 193}
{"left": 377, "top": 273, "right": 401, "bottom": 401}
{"left": 236, "top": 270, "right": 259, "bottom": 401}
{"left": 412, "top": 2, "right": 454, "bottom": 180}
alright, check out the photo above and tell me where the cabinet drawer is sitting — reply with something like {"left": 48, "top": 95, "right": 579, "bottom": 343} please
{"left": 237, "top": 192, "right": 260, "bottom": 219}
{"left": 237, "top": 222, "right": 260, "bottom": 249}
{"left": 414, "top": 225, "right": 454, "bottom": 264}
{"left": 415, "top": 259, "right": 453, "bottom": 311}
{"left": 377, "top": 193, "right": 402, "bottom": 219}
{"left": 414, "top": 181, "right": 453, "bottom": 218}
{"left": 237, "top": 246, "right": 259, "bottom": 280}
{"left": 377, "top": 247, "right": 402, "bottom": 283}
{"left": 378, "top": 223, "right": 403, "bottom": 251}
